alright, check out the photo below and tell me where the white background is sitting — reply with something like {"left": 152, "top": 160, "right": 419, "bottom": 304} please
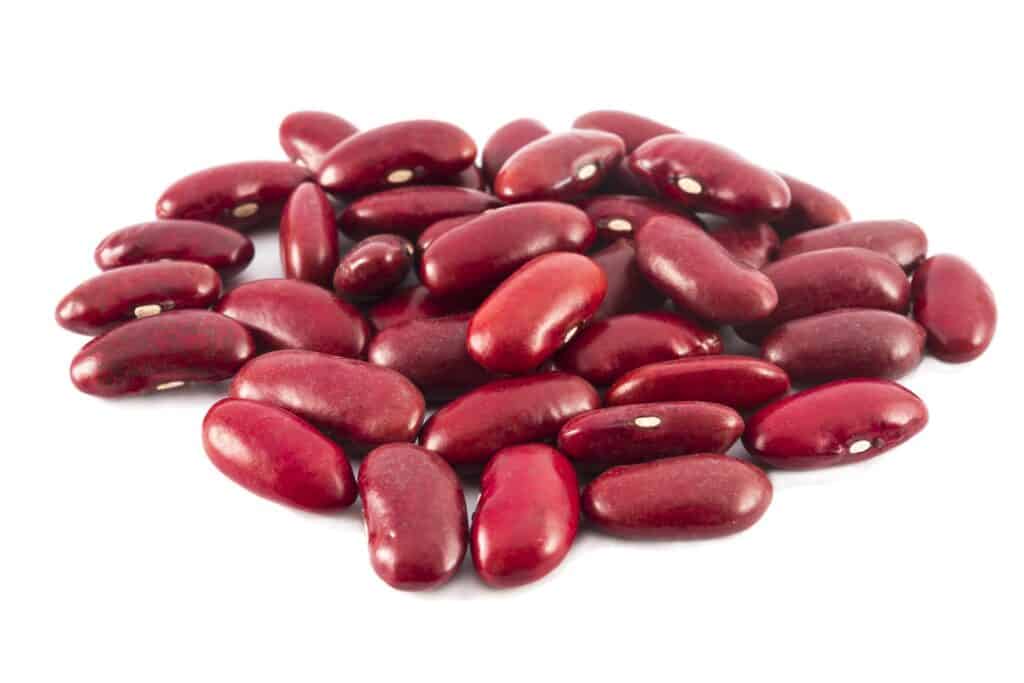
{"left": 2, "top": 3, "right": 1021, "bottom": 681}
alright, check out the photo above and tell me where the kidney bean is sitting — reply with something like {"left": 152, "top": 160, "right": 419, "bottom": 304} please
{"left": 468, "top": 253, "right": 607, "bottom": 374}
{"left": 333, "top": 234, "right": 413, "bottom": 300}
{"left": 70, "top": 310, "right": 254, "bottom": 397}
{"left": 317, "top": 120, "right": 476, "bottom": 195}
{"left": 338, "top": 186, "right": 500, "bottom": 240}
{"left": 607, "top": 356, "right": 790, "bottom": 410}
{"left": 704, "top": 216, "right": 780, "bottom": 269}
{"left": 744, "top": 379, "right": 928, "bottom": 469}
{"left": 416, "top": 215, "right": 477, "bottom": 254}
{"left": 156, "top": 161, "right": 310, "bottom": 229}
{"left": 580, "top": 194, "right": 693, "bottom": 242}
{"left": 279, "top": 182, "right": 339, "bottom": 287}
{"left": 629, "top": 135, "right": 791, "bottom": 219}
{"left": 420, "top": 202, "right": 596, "bottom": 297}
{"left": 359, "top": 444, "right": 468, "bottom": 591}
{"left": 494, "top": 130, "right": 625, "bottom": 203}
{"left": 230, "top": 350, "right": 424, "bottom": 446}
{"left": 420, "top": 372, "right": 600, "bottom": 466}
{"left": 367, "top": 285, "right": 481, "bottom": 330}
{"left": 94, "top": 220, "right": 254, "bottom": 277}
{"left": 778, "top": 219, "right": 927, "bottom": 271}
{"left": 572, "top": 110, "right": 679, "bottom": 153}
{"left": 636, "top": 215, "right": 778, "bottom": 324}
{"left": 481, "top": 118, "right": 550, "bottom": 184}
{"left": 582, "top": 454, "right": 771, "bottom": 539}
{"left": 773, "top": 172, "right": 851, "bottom": 235}
{"left": 471, "top": 444, "right": 579, "bottom": 588}
{"left": 203, "top": 398, "right": 356, "bottom": 511}
{"left": 446, "top": 164, "right": 486, "bottom": 191}
{"left": 555, "top": 311, "right": 721, "bottom": 386}
{"left": 911, "top": 254, "right": 997, "bottom": 362}
{"left": 214, "top": 279, "right": 368, "bottom": 357}
{"left": 56, "top": 261, "right": 222, "bottom": 335}
{"left": 278, "top": 111, "right": 358, "bottom": 172}
{"left": 591, "top": 239, "right": 665, "bottom": 319}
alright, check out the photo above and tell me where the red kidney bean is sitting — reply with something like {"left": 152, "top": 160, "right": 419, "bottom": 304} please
{"left": 94, "top": 220, "right": 254, "bottom": 277}
{"left": 358, "top": 444, "right": 468, "bottom": 591}
{"left": 704, "top": 216, "right": 781, "bottom": 269}
{"left": 582, "top": 454, "right": 771, "bottom": 539}
{"left": 629, "top": 135, "right": 791, "bottom": 219}
{"left": 744, "top": 379, "right": 928, "bottom": 469}
{"left": 156, "top": 161, "right": 310, "bottom": 229}
{"left": 230, "top": 350, "right": 424, "bottom": 446}
{"left": 278, "top": 111, "right": 358, "bottom": 172}
{"left": 468, "top": 253, "right": 607, "bottom": 374}
{"left": 420, "top": 372, "right": 600, "bottom": 466}
{"left": 56, "top": 261, "right": 222, "bottom": 335}
{"left": 214, "top": 279, "right": 368, "bottom": 357}
{"left": 203, "top": 398, "right": 356, "bottom": 511}
{"left": 416, "top": 215, "right": 477, "bottom": 254}
{"left": 420, "top": 202, "right": 596, "bottom": 297}
{"left": 911, "top": 254, "right": 997, "bottom": 362}
{"left": 446, "top": 164, "right": 486, "bottom": 191}
{"left": 494, "top": 130, "right": 625, "bottom": 203}
{"left": 607, "top": 356, "right": 790, "bottom": 410}
{"left": 580, "top": 194, "right": 693, "bottom": 242}
{"left": 591, "top": 239, "right": 665, "bottom": 318}
{"left": 333, "top": 234, "right": 413, "bottom": 300}
{"left": 558, "top": 402, "right": 743, "bottom": 466}
{"left": 773, "top": 172, "right": 851, "bottom": 235}
{"left": 572, "top": 110, "right": 679, "bottom": 153}
{"left": 317, "top": 120, "right": 476, "bottom": 195}
{"left": 367, "top": 285, "right": 481, "bottom": 331}
{"left": 471, "top": 444, "right": 579, "bottom": 588}
{"left": 70, "top": 310, "right": 254, "bottom": 397}
{"left": 778, "top": 219, "right": 927, "bottom": 271}
{"left": 555, "top": 311, "right": 721, "bottom": 386}
{"left": 481, "top": 118, "right": 550, "bottom": 184}
{"left": 279, "top": 182, "right": 339, "bottom": 287}
{"left": 338, "top": 186, "right": 500, "bottom": 240}
{"left": 636, "top": 215, "right": 778, "bottom": 324}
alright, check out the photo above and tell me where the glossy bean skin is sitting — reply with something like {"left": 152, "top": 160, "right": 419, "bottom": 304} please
{"left": 359, "top": 444, "right": 467, "bottom": 591}
{"left": 481, "top": 118, "right": 550, "bottom": 184}
{"left": 572, "top": 110, "right": 679, "bottom": 153}
{"left": 420, "top": 373, "right": 600, "bottom": 466}
{"left": 472, "top": 444, "right": 579, "bottom": 588}
{"left": 704, "top": 217, "right": 781, "bottom": 269}
{"left": 636, "top": 215, "right": 778, "bottom": 324}
{"left": 778, "top": 220, "right": 927, "bottom": 271}
{"left": 56, "top": 261, "right": 222, "bottom": 335}
{"left": 333, "top": 234, "right": 413, "bottom": 300}
{"left": 607, "top": 356, "right": 790, "bottom": 410}
{"left": 494, "top": 130, "right": 625, "bottom": 203}
{"left": 278, "top": 111, "right": 358, "bottom": 172}
{"left": 416, "top": 215, "right": 477, "bottom": 254}
{"left": 468, "top": 253, "right": 607, "bottom": 374}
{"left": 70, "top": 310, "right": 254, "bottom": 397}
{"left": 583, "top": 454, "right": 771, "bottom": 539}
{"left": 911, "top": 254, "right": 997, "bottom": 362}
{"left": 629, "top": 135, "right": 791, "bottom": 219}
{"left": 214, "top": 279, "right": 368, "bottom": 357}
{"left": 420, "top": 202, "right": 596, "bottom": 297}
{"left": 763, "top": 309, "right": 926, "bottom": 383}
{"left": 558, "top": 402, "right": 743, "bottom": 466}
{"left": 156, "top": 161, "right": 310, "bottom": 229}
{"left": 591, "top": 239, "right": 665, "bottom": 319}
{"left": 94, "top": 220, "right": 254, "bottom": 277}
{"left": 744, "top": 379, "right": 928, "bottom": 469}
{"left": 581, "top": 194, "right": 692, "bottom": 242}
{"left": 773, "top": 173, "right": 851, "bottom": 235}
{"left": 447, "top": 164, "right": 486, "bottom": 191}
{"left": 230, "top": 350, "right": 424, "bottom": 446}
{"left": 203, "top": 398, "right": 356, "bottom": 511}
{"left": 317, "top": 120, "right": 476, "bottom": 195}
{"left": 367, "top": 285, "right": 481, "bottom": 331}
{"left": 279, "top": 182, "right": 339, "bottom": 287}
{"left": 339, "top": 186, "right": 500, "bottom": 240}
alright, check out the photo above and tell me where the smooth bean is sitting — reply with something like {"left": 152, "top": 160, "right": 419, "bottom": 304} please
{"left": 278, "top": 111, "right": 358, "bottom": 172}
{"left": 911, "top": 254, "right": 997, "bottom": 362}
{"left": 279, "top": 182, "right": 339, "bottom": 287}
{"left": 339, "top": 186, "right": 500, "bottom": 240}
{"left": 573, "top": 110, "right": 679, "bottom": 153}
{"left": 333, "top": 234, "right": 414, "bottom": 300}
{"left": 704, "top": 216, "right": 780, "bottom": 269}
{"left": 580, "top": 194, "right": 693, "bottom": 242}
{"left": 494, "top": 130, "right": 625, "bottom": 203}
{"left": 773, "top": 172, "right": 851, "bottom": 234}
{"left": 94, "top": 220, "right": 254, "bottom": 277}
{"left": 481, "top": 118, "right": 550, "bottom": 184}
{"left": 416, "top": 215, "right": 477, "bottom": 254}
{"left": 447, "top": 164, "right": 486, "bottom": 191}
{"left": 778, "top": 219, "right": 927, "bottom": 271}
{"left": 590, "top": 239, "right": 665, "bottom": 319}
{"left": 367, "top": 285, "right": 481, "bottom": 331}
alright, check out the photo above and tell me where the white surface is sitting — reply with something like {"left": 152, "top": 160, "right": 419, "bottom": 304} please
{"left": 3, "top": 3, "right": 1022, "bottom": 681}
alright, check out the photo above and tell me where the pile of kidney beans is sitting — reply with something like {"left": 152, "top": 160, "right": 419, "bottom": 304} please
{"left": 57, "top": 110, "right": 997, "bottom": 590}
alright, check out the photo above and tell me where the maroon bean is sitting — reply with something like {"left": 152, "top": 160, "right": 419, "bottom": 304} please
{"left": 494, "top": 130, "right": 625, "bottom": 203}
{"left": 778, "top": 219, "right": 927, "bottom": 271}
{"left": 583, "top": 454, "right": 772, "bottom": 539}
{"left": 773, "top": 172, "right": 851, "bottom": 235}
{"left": 94, "top": 220, "right": 254, "bottom": 277}
{"left": 591, "top": 239, "right": 665, "bottom": 319}
{"left": 481, "top": 118, "right": 550, "bottom": 184}
{"left": 367, "top": 285, "right": 481, "bottom": 331}
{"left": 338, "top": 186, "right": 500, "bottom": 240}
{"left": 580, "top": 194, "right": 693, "bottom": 242}
{"left": 333, "top": 234, "right": 414, "bottom": 300}
{"left": 744, "top": 379, "right": 928, "bottom": 469}
{"left": 278, "top": 111, "right": 358, "bottom": 173}
{"left": 572, "top": 110, "right": 679, "bottom": 153}
{"left": 56, "top": 261, "right": 222, "bottom": 335}
{"left": 704, "top": 216, "right": 780, "bottom": 269}
{"left": 214, "top": 279, "right": 368, "bottom": 357}
{"left": 416, "top": 215, "right": 477, "bottom": 254}
{"left": 420, "top": 372, "right": 600, "bottom": 466}
{"left": 446, "top": 164, "right": 486, "bottom": 191}
{"left": 468, "top": 253, "right": 607, "bottom": 374}
{"left": 471, "top": 444, "right": 579, "bottom": 588}
{"left": 358, "top": 444, "right": 468, "bottom": 591}
{"left": 279, "top": 182, "right": 339, "bottom": 287}
{"left": 203, "top": 398, "right": 356, "bottom": 511}
{"left": 911, "top": 254, "right": 997, "bottom": 362}
{"left": 70, "top": 310, "right": 254, "bottom": 397}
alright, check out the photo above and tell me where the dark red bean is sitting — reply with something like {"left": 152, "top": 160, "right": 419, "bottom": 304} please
{"left": 416, "top": 215, "right": 477, "bottom": 254}
{"left": 472, "top": 444, "right": 579, "bottom": 588}
{"left": 773, "top": 172, "right": 851, "bottom": 235}
{"left": 56, "top": 261, "right": 222, "bottom": 335}
{"left": 778, "top": 219, "right": 927, "bottom": 271}
{"left": 333, "top": 234, "right": 414, "bottom": 300}
{"left": 70, "top": 310, "right": 254, "bottom": 397}
{"left": 367, "top": 285, "right": 481, "bottom": 331}
{"left": 744, "top": 379, "right": 928, "bottom": 469}
{"left": 278, "top": 111, "right": 358, "bottom": 173}
{"left": 580, "top": 194, "right": 693, "bottom": 242}
{"left": 481, "top": 118, "right": 550, "bottom": 184}
{"left": 214, "top": 279, "right": 368, "bottom": 357}
{"left": 591, "top": 239, "right": 665, "bottom": 319}
{"left": 446, "top": 164, "right": 486, "bottom": 191}
{"left": 704, "top": 217, "right": 780, "bottom": 269}
{"left": 203, "top": 398, "right": 356, "bottom": 511}
{"left": 468, "top": 253, "right": 607, "bottom": 374}
{"left": 572, "top": 110, "right": 679, "bottom": 153}
{"left": 420, "top": 372, "right": 600, "bottom": 466}
{"left": 607, "top": 356, "right": 790, "bottom": 410}
{"left": 279, "top": 182, "right": 339, "bottom": 287}
{"left": 359, "top": 444, "right": 468, "bottom": 591}
{"left": 338, "top": 186, "right": 500, "bottom": 240}
{"left": 94, "top": 220, "right": 254, "bottom": 277}
{"left": 911, "top": 254, "right": 997, "bottom": 362}
{"left": 583, "top": 454, "right": 772, "bottom": 539}
{"left": 494, "top": 130, "right": 625, "bottom": 203}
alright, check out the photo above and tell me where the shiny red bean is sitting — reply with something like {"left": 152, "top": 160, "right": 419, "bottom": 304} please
{"left": 778, "top": 219, "right": 927, "bottom": 271}
{"left": 911, "top": 254, "right": 997, "bottom": 362}
{"left": 279, "top": 182, "right": 339, "bottom": 287}
{"left": 70, "top": 310, "right": 254, "bottom": 397}
{"left": 591, "top": 239, "right": 665, "bottom": 319}
{"left": 773, "top": 172, "right": 851, "bottom": 234}
{"left": 446, "top": 164, "right": 486, "bottom": 191}
{"left": 494, "top": 130, "right": 625, "bottom": 203}
{"left": 472, "top": 444, "right": 579, "bottom": 588}
{"left": 56, "top": 261, "right": 222, "bottom": 335}
{"left": 744, "top": 379, "right": 928, "bottom": 469}
{"left": 704, "top": 217, "right": 781, "bottom": 269}
{"left": 359, "top": 444, "right": 468, "bottom": 591}
{"left": 481, "top": 118, "right": 550, "bottom": 184}
{"left": 580, "top": 194, "right": 693, "bottom": 242}
{"left": 278, "top": 111, "right": 358, "bottom": 172}
{"left": 94, "top": 220, "right": 254, "bottom": 277}
{"left": 203, "top": 398, "right": 356, "bottom": 511}
{"left": 333, "top": 234, "right": 413, "bottom": 300}
{"left": 415, "top": 215, "right": 477, "bottom": 254}
{"left": 367, "top": 285, "right": 481, "bottom": 331}
{"left": 338, "top": 186, "right": 500, "bottom": 240}
{"left": 583, "top": 454, "right": 772, "bottom": 539}
{"left": 572, "top": 110, "right": 679, "bottom": 153}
